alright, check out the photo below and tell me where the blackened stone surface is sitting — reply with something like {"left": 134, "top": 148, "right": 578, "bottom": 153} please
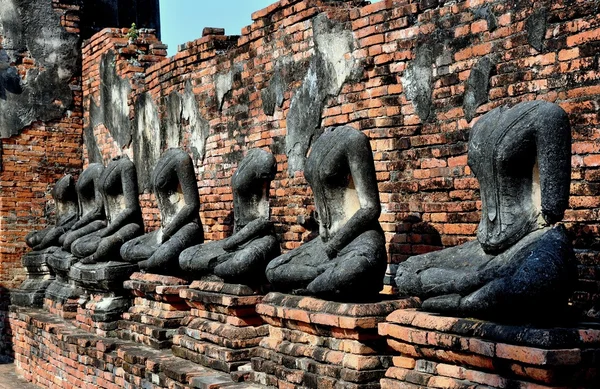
{"left": 180, "top": 149, "right": 279, "bottom": 285}
{"left": 285, "top": 14, "right": 362, "bottom": 174}
{"left": 0, "top": 0, "right": 79, "bottom": 138}
{"left": 464, "top": 56, "right": 495, "bottom": 122}
{"left": 121, "top": 148, "right": 203, "bottom": 274}
{"left": 266, "top": 126, "right": 387, "bottom": 301}
{"left": 70, "top": 155, "right": 143, "bottom": 264}
{"left": 395, "top": 101, "right": 575, "bottom": 320}
{"left": 25, "top": 175, "right": 78, "bottom": 251}
{"left": 526, "top": 7, "right": 547, "bottom": 52}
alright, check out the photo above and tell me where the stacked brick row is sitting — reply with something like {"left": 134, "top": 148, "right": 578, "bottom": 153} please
{"left": 174, "top": 282, "right": 268, "bottom": 374}
{"left": 0, "top": 0, "right": 84, "bottom": 289}
{"left": 9, "top": 307, "right": 262, "bottom": 389}
{"left": 379, "top": 309, "right": 600, "bottom": 388}
{"left": 118, "top": 272, "right": 190, "bottom": 349}
{"left": 81, "top": 0, "right": 600, "bottom": 315}
{"left": 251, "top": 292, "right": 419, "bottom": 388}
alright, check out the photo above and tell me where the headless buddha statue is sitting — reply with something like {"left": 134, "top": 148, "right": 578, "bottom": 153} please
{"left": 266, "top": 126, "right": 387, "bottom": 300}
{"left": 61, "top": 163, "right": 106, "bottom": 251}
{"left": 71, "top": 155, "right": 144, "bottom": 264}
{"left": 12, "top": 174, "right": 78, "bottom": 307}
{"left": 25, "top": 174, "right": 78, "bottom": 251}
{"left": 46, "top": 163, "right": 106, "bottom": 303}
{"left": 395, "top": 100, "right": 575, "bottom": 319}
{"left": 179, "top": 148, "right": 279, "bottom": 285}
{"left": 120, "top": 148, "right": 203, "bottom": 273}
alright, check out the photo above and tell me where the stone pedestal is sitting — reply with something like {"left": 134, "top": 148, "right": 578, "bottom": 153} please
{"left": 249, "top": 292, "right": 419, "bottom": 389}
{"left": 69, "top": 261, "right": 138, "bottom": 336}
{"left": 44, "top": 249, "right": 83, "bottom": 319}
{"left": 11, "top": 247, "right": 58, "bottom": 308}
{"left": 173, "top": 281, "right": 268, "bottom": 373}
{"left": 379, "top": 309, "right": 600, "bottom": 388}
{"left": 117, "top": 272, "right": 190, "bottom": 349}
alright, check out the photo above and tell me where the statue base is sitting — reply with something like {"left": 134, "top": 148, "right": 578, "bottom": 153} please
{"left": 11, "top": 247, "right": 58, "bottom": 308}
{"left": 69, "top": 261, "right": 138, "bottom": 336}
{"left": 174, "top": 281, "right": 267, "bottom": 374}
{"left": 44, "top": 250, "right": 83, "bottom": 319}
{"left": 379, "top": 309, "right": 600, "bottom": 388}
{"left": 117, "top": 272, "right": 190, "bottom": 349}
{"left": 249, "top": 292, "right": 419, "bottom": 388}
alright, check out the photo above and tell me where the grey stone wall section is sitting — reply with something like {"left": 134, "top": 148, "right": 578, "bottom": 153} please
{"left": 0, "top": 0, "right": 79, "bottom": 138}
{"left": 285, "top": 13, "right": 362, "bottom": 175}
{"left": 133, "top": 82, "right": 209, "bottom": 191}
{"left": 464, "top": 56, "right": 495, "bottom": 122}
{"left": 526, "top": 7, "right": 547, "bottom": 52}
{"left": 133, "top": 92, "right": 161, "bottom": 192}
{"left": 94, "top": 50, "right": 133, "bottom": 148}
{"left": 401, "top": 45, "right": 434, "bottom": 123}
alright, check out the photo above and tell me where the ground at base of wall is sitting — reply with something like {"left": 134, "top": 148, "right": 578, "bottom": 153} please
{"left": 0, "top": 363, "right": 39, "bottom": 389}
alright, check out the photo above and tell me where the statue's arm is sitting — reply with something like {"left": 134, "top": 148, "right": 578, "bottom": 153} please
{"left": 324, "top": 133, "right": 381, "bottom": 258}
{"left": 223, "top": 218, "right": 271, "bottom": 251}
{"left": 535, "top": 102, "right": 571, "bottom": 224}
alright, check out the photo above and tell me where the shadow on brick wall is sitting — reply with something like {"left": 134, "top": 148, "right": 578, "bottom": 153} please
{"left": 387, "top": 215, "right": 443, "bottom": 289}
{"left": 0, "top": 286, "right": 13, "bottom": 363}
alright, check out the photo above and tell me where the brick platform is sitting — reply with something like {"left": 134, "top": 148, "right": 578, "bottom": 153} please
{"left": 9, "top": 306, "right": 265, "bottom": 389}
{"left": 44, "top": 250, "right": 83, "bottom": 319}
{"left": 69, "top": 261, "right": 138, "bottom": 336}
{"left": 379, "top": 309, "right": 600, "bottom": 388}
{"left": 174, "top": 281, "right": 268, "bottom": 374}
{"left": 250, "top": 292, "right": 419, "bottom": 388}
{"left": 118, "top": 272, "right": 191, "bottom": 349}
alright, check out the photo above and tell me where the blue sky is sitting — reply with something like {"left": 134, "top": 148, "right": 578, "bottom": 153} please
{"left": 159, "top": 0, "right": 381, "bottom": 56}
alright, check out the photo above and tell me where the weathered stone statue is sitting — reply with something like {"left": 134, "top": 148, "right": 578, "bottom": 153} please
{"left": 68, "top": 155, "right": 143, "bottom": 325}
{"left": 12, "top": 174, "right": 78, "bottom": 307}
{"left": 179, "top": 148, "right": 279, "bottom": 284}
{"left": 61, "top": 163, "right": 107, "bottom": 250}
{"left": 120, "top": 148, "right": 203, "bottom": 273}
{"left": 46, "top": 163, "right": 105, "bottom": 308}
{"left": 266, "top": 126, "right": 387, "bottom": 300}
{"left": 70, "top": 155, "right": 144, "bottom": 263}
{"left": 25, "top": 175, "right": 79, "bottom": 250}
{"left": 395, "top": 101, "right": 575, "bottom": 319}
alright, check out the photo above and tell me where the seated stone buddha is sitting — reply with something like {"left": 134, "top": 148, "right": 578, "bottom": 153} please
{"left": 25, "top": 174, "right": 79, "bottom": 251}
{"left": 179, "top": 148, "right": 279, "bottom": 285}
{"left": 120, "top": 148, "right": 203, "bottom": 273}
{"left": 70, "top": 155, "right": 144, "bottom": 263}
{"left": 265, "top": 126, "right": 387, "bottom": 300}
{"left": 46, "top": 163, "right": 106, "bottom": 303}
{"left": 395, "top": 100, "right": 575, "bottom": 319}
{"left": 60, "top": 163, "right": 106, "bottom": 251}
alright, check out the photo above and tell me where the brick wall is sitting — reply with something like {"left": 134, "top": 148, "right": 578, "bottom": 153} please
{"left": 0, "top": 1, "right": 84, "bottom": 289}
{"left": 80, "top": 0, "right": 598, "bottom": 317}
